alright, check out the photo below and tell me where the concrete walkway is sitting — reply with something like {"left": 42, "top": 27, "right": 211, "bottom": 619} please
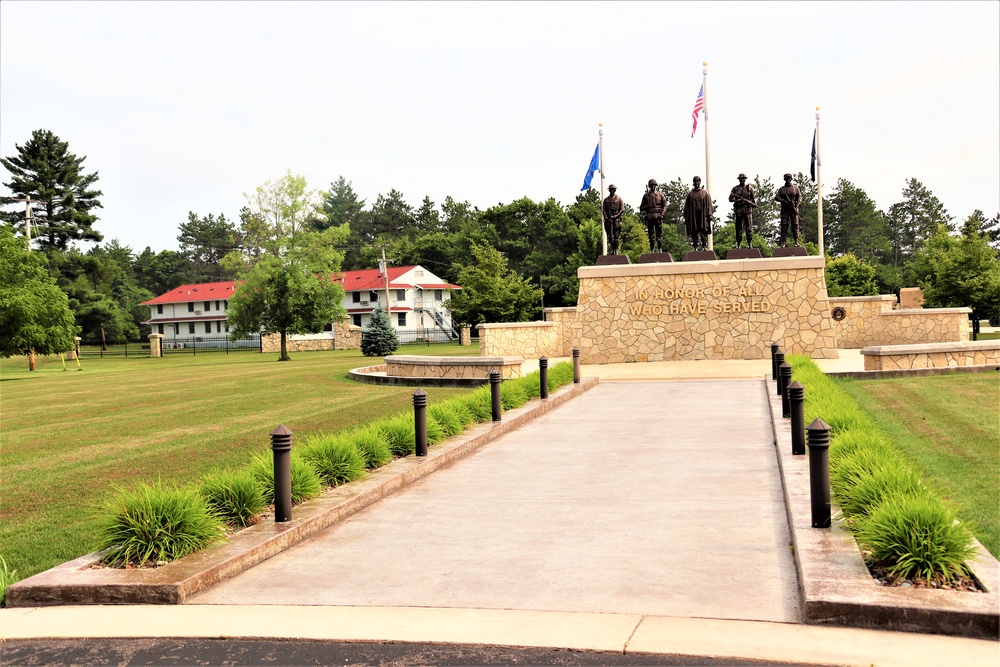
{"left": 4, "top": 353, "right": 998, "bottom": 665}
{"left": 192, "top": 380, "right": 800, "bottom": 622}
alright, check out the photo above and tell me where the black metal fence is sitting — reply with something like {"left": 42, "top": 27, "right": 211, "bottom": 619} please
{"left": 78, "top": 340, "right": 150, "bottom": 358}
{"left": 394, "top": 328, "right": 459, "bottom": 346}
{"left": 161, "top": 336, "right": 262, "bottom": 355}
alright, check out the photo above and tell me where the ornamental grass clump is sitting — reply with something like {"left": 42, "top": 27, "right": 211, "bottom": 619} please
{"left": 96, "top": 481, "right": 224, "bottom": 567}
{"left": 0, "top": 555, "right": 16, "bottom": 607}
{"left": 428, "top": 404, "right": 463, "bottom": 437}
{"left": 200, "top": 469, "right": 266, "bottom": 528}
{"left": 520, "top": 370, "right": 543, "bottom": 400}
{"left": 789, "top": 355, "right": 869, "bottom": 434}
{"left": 299, "top": 434, "right": 367, "bottom": 486}
{"left": 441, "top": 397, "right": 476, "bottom": 428}
{"left": 377, "top": 414, "right": 415, "bottom": 457}
{"left": 500, "top": 380, "right": 529, "bottom": 410}
{"left": 547, "top": 361, "right": 575, "bottom": 388}
{"left": 463, "top": 388, "right": 493, "bottom": 422}
{"left": 856, "top": 493, "right": 978, "bottom": 583}
{"left": 349, "top": 424, "right": 393, "bottom": 469}
{"left": 247, "top": 451, "right": 323, "bottom": 505}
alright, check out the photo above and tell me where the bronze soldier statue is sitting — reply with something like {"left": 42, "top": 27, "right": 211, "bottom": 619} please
{"left": 639, "top": 178, "right": 667, "bottom": 253}
{"left": 775, "top": 173, "right": 802, "bottom": 246}
{"left": 683, "top": 176, "right": 713, "bottom": 251}
{"left": 728, "top": 173, "right": 756, "bottom": 248}
{"left": 602, "top": 184, "right": 624, "bottom": 255}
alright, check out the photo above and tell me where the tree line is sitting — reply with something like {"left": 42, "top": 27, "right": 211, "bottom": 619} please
{"left": 3, "top": 128, "right": 1000, "bottom": 360}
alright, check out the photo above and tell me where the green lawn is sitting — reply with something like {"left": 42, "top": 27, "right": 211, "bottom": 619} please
{"left": 0, "top": 344, "right": 480, "bottom": 581}
{"left": 835, "top": 373, "right": 1000, "bottom": 557}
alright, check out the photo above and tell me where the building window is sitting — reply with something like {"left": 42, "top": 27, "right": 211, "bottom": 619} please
{"left": 224, "top": 300, "right": 229, "bottom": 310}
{"left": 215, "top": 300, "right": 220, "bottom": 310}
{"left": 188, "top": 302, "right": 195, "bottom": 312}
{"left": 352, "top": 314, "right": 362, "bottom": 327}
{"left": 225, "top": 323, "right": 229, "bottom": 332}
{"left": 157, "top": 304, "right": 163, "bottom": 314}
{"left": 157, "top": 323, "right": 164, "bottom": 334}
{"left": 188, "top": 323, "right": 195, "bottom": 334}
{"left": 435, "top": 290, "right": 443, "bottom": 301}
{"left": 323, "top": 322, "right": 333, "bottom": 332}
{"left": 352, "top": 292, "right": 361, "bottom": 303}
{"left": 395, "top": 289, "right": 405, "bottom": 301}
{"left": 204, "top": 301, "right": 211, "bottom": 311}
{"left": 216, "top": 321, "right": 222, "bottom": 333}
{"left": 205, "top": 322, "right": 212, "bottom": 334}
{"left": 414, "top": 270, "right": 424, "bottom": 277}
{"left": 397, "top": 313, "right": 407, "bottom": 327}
{"left": 369, "top": 291, "right": 379, "bottom": 303}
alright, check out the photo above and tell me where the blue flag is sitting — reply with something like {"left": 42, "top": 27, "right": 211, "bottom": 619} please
{"left": 581, "top": 143, "right": 600, "bottom": 191}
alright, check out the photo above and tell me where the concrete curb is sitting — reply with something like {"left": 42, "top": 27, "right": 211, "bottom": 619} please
{"left": 765, "top": 375, "right": 1000, "bottom": 639}
{"left": 348, "top": 364, "right": 490, "bottom": 387}
{"left": 6, "top": 377, "right": 599, "bottom": 608}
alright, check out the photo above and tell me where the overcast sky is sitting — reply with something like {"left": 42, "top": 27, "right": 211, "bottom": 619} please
{"left": 2, "top": 1, "right": 997, "bottom": 253}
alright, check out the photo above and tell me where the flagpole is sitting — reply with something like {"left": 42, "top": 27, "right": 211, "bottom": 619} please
{"left": 702, "top": 62, "right": 713, "bottom": 251}
{"left": 599, "top": 123, "right": 607, "bottom": 256}
{"left": 815, "top": 108, "right": 824, "bottom": 256}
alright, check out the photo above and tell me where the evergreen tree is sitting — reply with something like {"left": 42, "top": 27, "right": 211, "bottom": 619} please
{"left": 884, "top": 178, "right": 952, "bottom": 267}
{"left": 360, "top": 305, "right": 400, "bottom": 357}
{"left": 316, "top": 176, "right": 368, "bottom": 270}
{"left": 0, "top": 129, "right": 103, "bottom": 251}
{"left": 178, "top": 212, "right": 239, "bottom": 283}
{"left": 825, "top": 178, "right": 890, "bottom": 262}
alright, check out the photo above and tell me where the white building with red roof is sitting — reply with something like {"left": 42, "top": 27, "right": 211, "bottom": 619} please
{"left": 140, "top": 265, "right": 460, "bottom": 346}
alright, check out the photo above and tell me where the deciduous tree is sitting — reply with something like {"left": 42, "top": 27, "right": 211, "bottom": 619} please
{"left": 447, "top": 244, "right": 543, "bottom": 326}
{"left": 0, "top": 226, "right": 79, "bottom": 367}
{"left": 907, "top": 224, "right": 1000, "bottom": 322}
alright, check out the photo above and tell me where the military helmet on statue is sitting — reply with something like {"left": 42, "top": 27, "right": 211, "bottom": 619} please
{"left": 608, "top": 184, "right": 617, "bottom": 190}
{"left": 647, "top": 178, "right": 658, "bottom": 187}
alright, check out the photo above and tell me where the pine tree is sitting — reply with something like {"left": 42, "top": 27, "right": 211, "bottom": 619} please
{"left": 360, "top": 305, "right": 399, "bottom": 357}
{"left": 1, "top": 129, "right": 103, "bottom": 251}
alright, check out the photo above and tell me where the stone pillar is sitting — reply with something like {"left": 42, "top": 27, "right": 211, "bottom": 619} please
{"left": 460, "top": 326, "right": 471, "bottom": 346}
{"left": 148, "top": 333, "right": 163, "bottom": 358}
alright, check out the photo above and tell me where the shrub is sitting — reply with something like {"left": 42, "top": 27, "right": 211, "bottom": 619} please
{"left": 856, "top": 493, "right": 978, "bottom": 583}
{"left": 0, "top": 555, "right": 16, "bottom": 608}
{"left": 360, "top": 306, "right": 399, "bottom": 357}
{"left": 428, "top": 404, "right": 463, "bottom": 437}
{"left": 200, "top": 469, "right": 266, "bottom": 528}
{"left": 299, "top": 434, "right": 367, "bottom": 486}
{"left": 96, "top": 481, "right": 224, "bottom": 567}
{"left": 377, "top": 414, "right": 415, "bottom": 457}
{"left": 349, "top": 424, "right": 393, "bottom": 469}
{"left": 520, "top": 370, "right": 543, "bottom": 399}
{"left": 832, "top": 457, "right": 929, "bottom": 520}
{"left": 247, "top": 451, "right": 323, "bottom": 505}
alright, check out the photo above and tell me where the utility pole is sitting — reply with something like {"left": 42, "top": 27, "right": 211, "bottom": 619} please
{"left": 12, "top": 198, "right": 44, "bottom": 251}
{"left": 379, "top": 244, "right": 392, "bottom": 320}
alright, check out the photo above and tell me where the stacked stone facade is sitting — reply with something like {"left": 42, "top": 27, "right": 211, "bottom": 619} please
{"left": 829, "top": 296, "right": 898, "bottom": 348}
{"left": 574, "top": 257, "right": 840, "bottom": 363}
{"left": 877, "top": 308, "right": 970, "bottom": 345}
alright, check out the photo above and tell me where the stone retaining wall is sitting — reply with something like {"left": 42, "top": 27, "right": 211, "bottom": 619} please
{"left": 261, "top": 322, "right": 361, "bottom": 353}
{"left": 861, "top": 340, "right": 998, "bottom": 371}
{"left": 876, "top": 308, "right": 971, "bottom": 346}
{"left": 477, "top": 322, "right": 561, "bottom": 359}
{"left": 543, "top": 307, "right": 579, "bottom": 358}
{"left": 384, "top": 355, "right": 524, "bottom": 380}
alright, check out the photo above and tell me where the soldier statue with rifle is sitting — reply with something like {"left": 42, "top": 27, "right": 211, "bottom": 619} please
{"left": 602, "top": 184, "right": 624, "bottom": 255}
{"left": 728, "top": 173, "right": 757, "bottom": 248}
{"left": 775, "top": 173, "right": 802, "bottom": 247}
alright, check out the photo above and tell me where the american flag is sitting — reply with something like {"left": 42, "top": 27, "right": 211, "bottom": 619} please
{"left": 691, "top": 85, "right": 704, "bottom": 138}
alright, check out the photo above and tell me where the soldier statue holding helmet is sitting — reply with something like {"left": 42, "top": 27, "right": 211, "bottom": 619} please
{"left": 639, "top": 179, "right": 667, "bottom": 253}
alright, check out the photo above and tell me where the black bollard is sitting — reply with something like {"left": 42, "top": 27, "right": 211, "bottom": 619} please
{"left": 539, "top": 357, "right": 549, "bottom": 399}
{"left": 490, "top": 370, "right": 502, "bottom": 422}
{"left": 806, "top": 418, "right": 832, "bottom": 528}
{"left": 572, "top": 347, "right": 581, "bottom": 384}
{"left": 788, "top": 381, "right": 805, "bottom": 455}
{"left": 779, "top": 361, "right": 793, "bottom": 418}
{"left": 412, "top": 389, "right": 428, "bottom": 457}
{"left": 770, "top": 342, "right": 780, "bottom": 382}
{"left": 773, "top": 351, "right": 785, "bottom": 395}
{"left": 270, "top": 424, "right": 293, "bottom": 523}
